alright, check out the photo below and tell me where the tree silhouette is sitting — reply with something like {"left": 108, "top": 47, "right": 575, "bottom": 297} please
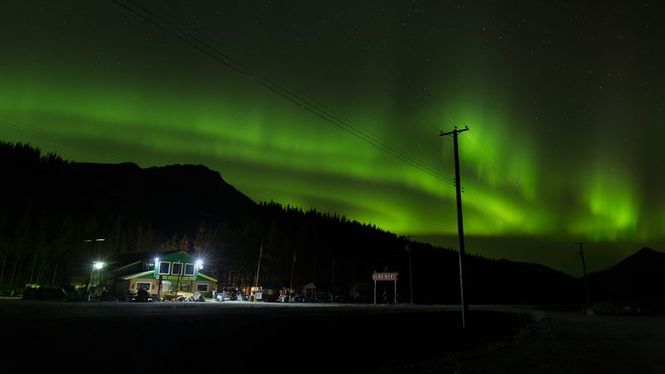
{"left": 0, "top": 141, "right": 581, "bottom": 305}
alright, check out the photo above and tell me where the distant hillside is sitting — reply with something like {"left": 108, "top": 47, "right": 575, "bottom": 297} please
{"left": 0, "top": 141, "right": 580, "bottom": 304}
{"left": 67, "top": 161, "right": 256, "bottom": 232}
{"left": 587, "top": 247, "right": 665, "bottom": 311}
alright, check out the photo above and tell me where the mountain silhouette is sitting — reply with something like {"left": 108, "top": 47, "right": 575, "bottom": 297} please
{"left": 0, "top": 141, "right": 587, "bottom": 304}
{"left": 68, "top": 161, "right": 256, "bottom": 231}
{"left": 587, "top": 247, "right": 665, "bottom": 311}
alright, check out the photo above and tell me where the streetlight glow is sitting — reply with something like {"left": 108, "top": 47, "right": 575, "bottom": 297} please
{"left": 195, "top": 259, "right": 204, "bottom": 270}
{"left": 93, "top": 261, "right": 105, "bottom": 270}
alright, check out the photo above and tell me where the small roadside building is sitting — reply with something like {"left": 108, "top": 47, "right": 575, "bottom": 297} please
{"left": 111, "top": 250, "right": 217, "bottom": 299}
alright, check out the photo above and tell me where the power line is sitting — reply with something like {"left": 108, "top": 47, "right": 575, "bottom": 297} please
{"left": 111, "top": 0, "right": 510, "bottom": 224}
{"left": 462, "top": 130, "right": 525, "bottom": 190}
{"left": 113, "top": 0, "right": 459, "bottom": 185}
{"left": 337, "top": 16, "right": 512, "bottom": 224}
{"left": 0, "top": 116, "right": 116, "bottom": 161}
{"left": 462, "top": 191, "right": 510, "bottom": 223}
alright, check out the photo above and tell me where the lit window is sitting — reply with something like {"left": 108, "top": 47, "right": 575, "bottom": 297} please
{"left": 171, "top": 263, "right": 182, "bottom": 275}
{"left": 158, "top": 262, "right": 171, "bottom": 274}
{"left": 197, "top": 284, "right": 209, "bottom": 292}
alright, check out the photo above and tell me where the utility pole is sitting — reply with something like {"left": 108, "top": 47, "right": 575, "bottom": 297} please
{"left": 405, "top": 240, "right": 414, "bottom": 304}
{"left": 83, "top": 238, "right": 106, "bottom": 292}
{"left": 289, "top": 247, "right": 296, "bottom": 302}
{"left": 330, "top": 258, "right": 335, "bottom": 303}
{"left": 254, "top": 241, "right": 263, "bottom": 287}
{"left": 174, "top": 251, "right": 184, "bottom": 301}
{"left": 373, "top": 270, "right": 377, "bottom": 305}
{"left": 576, "top": 241, "right": 592, "bottom": 314}
{"left": 440, "top": 126, "right": 470, "bottom": 328}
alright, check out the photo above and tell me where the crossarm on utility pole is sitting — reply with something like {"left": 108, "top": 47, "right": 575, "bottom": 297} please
{"left": 440, "top": 126, "right": 469, "bottom": 137}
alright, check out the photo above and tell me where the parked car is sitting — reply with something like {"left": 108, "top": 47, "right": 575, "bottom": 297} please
{"left": 216, "top": 288, "right": 242, "bottom": 301}
{"left": 131, "top": 288, "right": 152, "bottom": 302}
{"left": 22, "top": 285, "right": 67, "bottom": 301}
{"left": 216, "top": 291, "right": 229, "bottom": 301}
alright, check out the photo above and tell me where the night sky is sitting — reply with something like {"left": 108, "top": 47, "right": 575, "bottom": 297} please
{"left": 2, "top": 1, "right": 664, "bottom": 275}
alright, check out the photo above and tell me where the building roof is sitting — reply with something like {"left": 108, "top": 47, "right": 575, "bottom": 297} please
{"left": 196, "top": 273, "right": 218, "bottom": 283}
{"left": 303, "top": 282, "right": 317, "bottom": 289}
{"left": 121, "top": 270, "right": 155, "bottom": 281}
{"left": 158, "top": 251, "right": 198, "bottom": 263}
{"left": 120, "top": 269, "right": 218, "bottom": 283}
{"left": 111, "top": 250, "right": 217, "bottom": 283}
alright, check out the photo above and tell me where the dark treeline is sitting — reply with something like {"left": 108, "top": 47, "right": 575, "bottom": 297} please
{"left": 0, "top": 141, "right": 580, "bottom": 304}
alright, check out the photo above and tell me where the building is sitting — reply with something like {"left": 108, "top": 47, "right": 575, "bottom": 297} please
{"left": 110, "top": 250, "right": 217, "bottom": 299}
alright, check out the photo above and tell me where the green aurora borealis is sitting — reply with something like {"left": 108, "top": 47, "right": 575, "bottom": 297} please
{"left": 2, "top": 1, "right": 665, "bottom": 274}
